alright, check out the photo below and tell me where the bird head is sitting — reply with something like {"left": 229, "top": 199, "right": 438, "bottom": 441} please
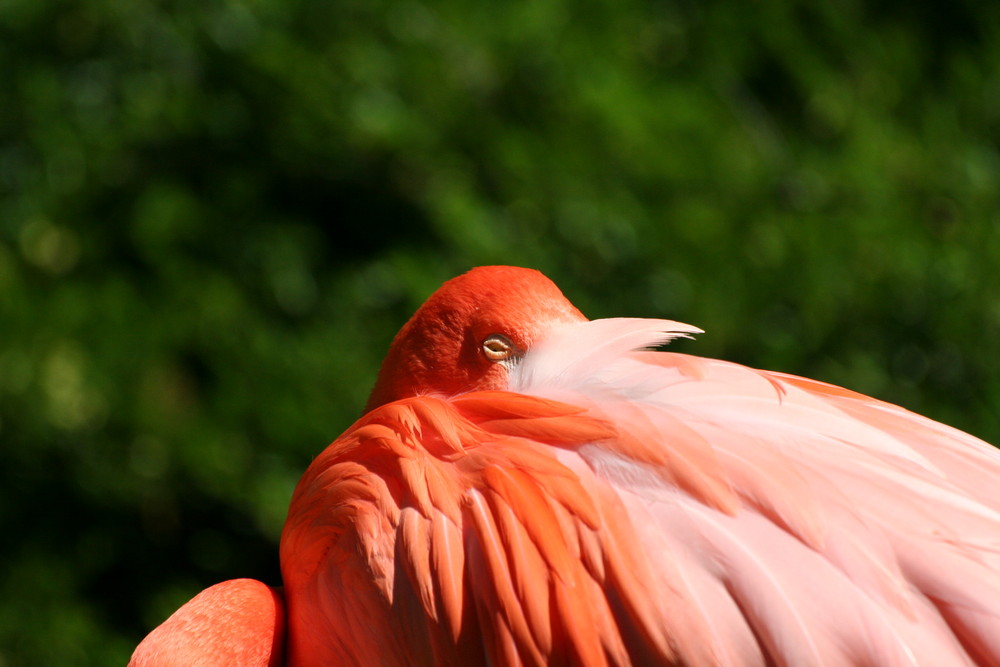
{"left": 364, "top": 266, "right": 587, "bottom": 411}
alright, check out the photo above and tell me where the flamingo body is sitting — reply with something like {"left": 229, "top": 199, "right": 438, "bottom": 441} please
{"left": 132, "top": 266, "right": 1000, "bottom": 666}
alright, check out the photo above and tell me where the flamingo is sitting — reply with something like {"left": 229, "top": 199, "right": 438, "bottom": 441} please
{"left": 131, "top": 265, "right": 1000, "bottom": 666}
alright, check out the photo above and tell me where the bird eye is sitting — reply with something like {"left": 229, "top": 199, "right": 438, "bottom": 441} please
{"left": 482, "top": 334, "right": 519, "bottom": 362}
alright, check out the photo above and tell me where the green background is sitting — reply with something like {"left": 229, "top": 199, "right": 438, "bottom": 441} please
{"left": 2, "top": 0, "right": 999, "bottom": 663}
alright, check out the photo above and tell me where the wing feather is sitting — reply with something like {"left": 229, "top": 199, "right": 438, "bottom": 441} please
{"left": 430, "top": 511, "right": 466, "bottom": 643}
{"left": 511, "top": 318, "right": 1000, "bottom": 665}
{"left": 282, "top": 394, "right": 681, "bottom": 666}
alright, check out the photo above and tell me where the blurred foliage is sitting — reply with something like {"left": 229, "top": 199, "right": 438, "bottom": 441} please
{"left": 2, "top": 0, "right": 999, "bottom": 663}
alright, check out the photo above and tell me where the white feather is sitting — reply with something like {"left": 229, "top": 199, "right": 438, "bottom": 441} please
{"left": 511, "top": 317, "right": 701, "bottom": 394}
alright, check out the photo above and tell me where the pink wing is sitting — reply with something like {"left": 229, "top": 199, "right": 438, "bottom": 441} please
{"left": 280, "top": 318, "right": 1000, "bottom": 666}
{"left": 128, "top": 579, "right": 285, "bottom": 667}
{"left": 516, "top": 318, "right": 1000, "bottom": 665}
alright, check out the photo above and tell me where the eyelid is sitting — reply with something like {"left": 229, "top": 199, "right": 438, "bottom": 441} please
{"left": 482, "top": 334, "right": 520, "bottom": 362}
